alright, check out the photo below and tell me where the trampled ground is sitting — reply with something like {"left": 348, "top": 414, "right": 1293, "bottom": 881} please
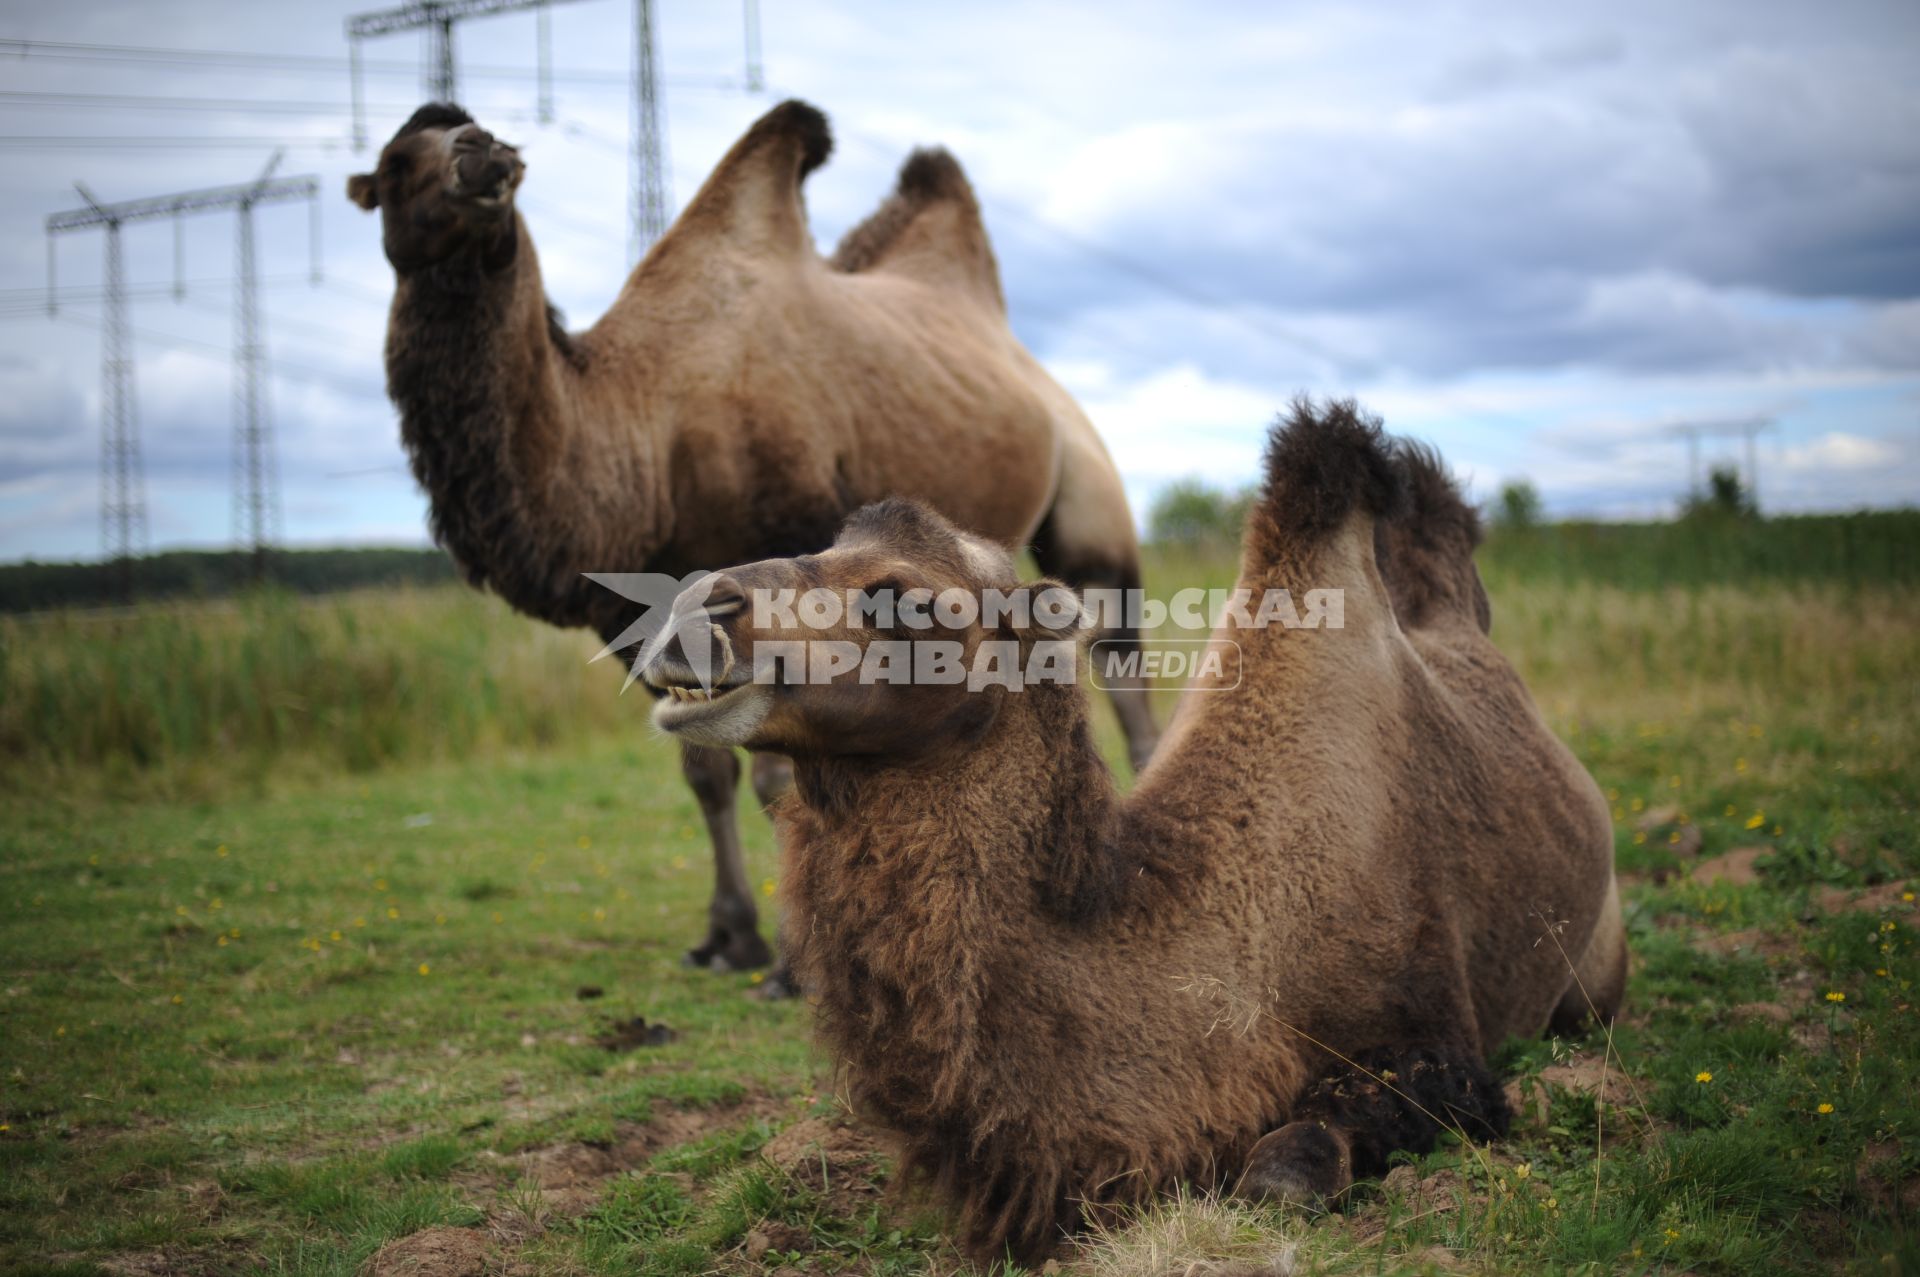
{"left": 1, "top": 568, "right": 1916, "bottom": 1275}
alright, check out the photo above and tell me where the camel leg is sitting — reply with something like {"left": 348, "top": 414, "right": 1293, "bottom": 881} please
{"left": 680, "top": 743, "right": 773, "bottom": 972}
{"left": 1030, "top": 508, "right": 1160, "bottom": 774}
{"left": 748, "top": 752, "right": 800, "bottom": 1001}
{"left": 1239, "top": 1044, "right": 1510, "bottom": 1207}
{"left": 750, "top": 752, "right": 794, "bottom": 807}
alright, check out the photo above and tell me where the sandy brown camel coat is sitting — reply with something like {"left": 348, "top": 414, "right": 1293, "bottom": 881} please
{"left": 348, "top": 99, "right": 1158, "bottom": 978}
{"left": 638, "top": 402, "right": 1626, "bottom": 1261}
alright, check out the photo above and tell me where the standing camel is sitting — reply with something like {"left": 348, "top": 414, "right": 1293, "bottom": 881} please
{"left": 347, "top": 100, "right": 1159, "bottom": 983}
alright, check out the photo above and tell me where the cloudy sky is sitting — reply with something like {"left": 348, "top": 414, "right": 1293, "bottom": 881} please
{"left": 1, "top": 0, "right": 1916, "bottom": 561}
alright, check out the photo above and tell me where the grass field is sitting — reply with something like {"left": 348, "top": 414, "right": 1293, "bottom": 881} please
{"left": 2, "top": 540, "right": 1917, "bottom": 1275}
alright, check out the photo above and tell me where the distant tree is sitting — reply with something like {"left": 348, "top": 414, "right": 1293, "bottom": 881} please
{"left": 1147, "top": 479, "right": 1254, "bottom": 546}
{"left": 1682, "top": 464, "right": 1757, "bottom": 520}
{"left": 1491, "top": 479, "right": 1543, "bottom": 531}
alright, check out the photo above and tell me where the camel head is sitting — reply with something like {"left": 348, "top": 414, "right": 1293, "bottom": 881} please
{"left": 346, "top": 104, "right": 525, "bottom": 273}
{"left": 638, "top": 499, "right": 1091, "bottom": 757}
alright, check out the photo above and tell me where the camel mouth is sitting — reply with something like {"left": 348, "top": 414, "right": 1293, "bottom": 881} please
{"left": 648, "top": 679, "right": 771, "bottom": 744}
{"left": 656, "top": 681, "right": 743, "bottom": 705}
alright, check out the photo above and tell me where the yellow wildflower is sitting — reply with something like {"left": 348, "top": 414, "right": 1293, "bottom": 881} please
{"left": 1817, "top": 1102, "right": 1834, "bottom": 1115}
{"left": 1826, "top": 991, "right": 1845, "bottom": 1003}
{"left": 1745, "top": 812, "right": 1765, "bottom": 830}
{"left": 417, "top": 963, "right": 431, "bottom": 976}
{"left": 1696, "top": 1070, "right": 1713, "bottom": 1083}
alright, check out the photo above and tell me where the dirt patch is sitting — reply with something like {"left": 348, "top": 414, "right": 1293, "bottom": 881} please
{"left": 1811, "top": 880, "right": 1917, "bottom": 917}
{"left": 593, "top": 1016, "right": 677, "bottom": 1050}
{"left": 1690, "top": 847, "right": 1767, "bottom": 886}
{"left": 744, "top": 1221, "right": 816, "bottom": 1261}
{"left": 762, "top": 1115, "right": 890, "bottom": 1217}
{"left": 1727, "top": 1001, "right": 1793, "bottom": 1025}
{"left": 471, "top": 1093, "right": 788, "bottom": 1228}
{"left": 1538, "top": 1056, "right": 1639, "bottom": 1109}
{"left": 361, "top": 1226, "right": 493, "bottom": 1277}
{"left": 1857, "top": 1139, "right": 1920, "bottom": 1215}
{"left": 762, "top": 1116, "right": 881, "bottom": 1171}
{"left": 1692, "top": 926, "right": 1800, "bottom": 960}
{"left": 1502, "top": 1077, "right": 1552, "bottom": 1133}
{"left": 1346, "top": 1166, "right": 1476, "bottom": 1243}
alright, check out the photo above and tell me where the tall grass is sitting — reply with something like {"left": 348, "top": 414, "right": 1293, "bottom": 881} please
{"left": 1480, "top": 510, "right": 1920, "bottom": 588}
{"left": 0, "top": 585, "right": 636, "bottom": 792}
{"left": 4, "top": 537, "right": 1915, "bottom": 794}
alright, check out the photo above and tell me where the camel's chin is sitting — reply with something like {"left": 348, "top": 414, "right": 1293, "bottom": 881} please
{"left": 651, "top": 683, "right": 771, "bottom": 747}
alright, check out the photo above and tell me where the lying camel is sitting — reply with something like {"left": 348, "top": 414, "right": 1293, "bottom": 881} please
{"left": 638, "top": 401, "right": 1626, "bottom": 1261}
{"left": 347, "top": 100, "right": 1158, "bottom": 985}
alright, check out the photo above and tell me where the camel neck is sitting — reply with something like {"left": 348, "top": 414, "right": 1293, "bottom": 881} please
{"left": 779, "top": 680, "right": 1180, "bottom": 1111}
{"left": 385, "top": 216, "right": 659, "bottom": 632}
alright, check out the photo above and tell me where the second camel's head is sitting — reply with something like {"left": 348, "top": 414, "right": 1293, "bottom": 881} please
{"left": 637, "top": 500, "right": 1092, "bottom": 760}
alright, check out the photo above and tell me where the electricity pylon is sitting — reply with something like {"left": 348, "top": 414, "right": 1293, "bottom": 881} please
{"left": 1668, "top": 418, "right": 1773, "bottom": 512}
{"left": 46, "top": 187, "right": 146, "bottom": 590}
{"left": 47, "top": 158, "right": 321, "bottom": 581}
{"left": 347, "top": 0, "right": 588, "bottom": 148}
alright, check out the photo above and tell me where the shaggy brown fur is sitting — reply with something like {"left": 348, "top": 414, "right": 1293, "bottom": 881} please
{"left": 347, "top": 98, "right": 1158, "bottom": 977}
{"left": 637, "top": 400, "right": 1626, "bottom": 1261}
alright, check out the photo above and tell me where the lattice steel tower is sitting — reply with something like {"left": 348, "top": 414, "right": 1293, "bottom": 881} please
{"left": 47, "top": 159, "right": 320, "bottom": 579}
{"left": 630, "top": 0, "right": 671, "bottom": 265}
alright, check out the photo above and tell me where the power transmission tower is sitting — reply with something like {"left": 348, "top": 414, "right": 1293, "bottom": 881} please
{"left": 630, "top": 0, "right": 670, "bottom": 265}
{"left": 1668, "top": 418, "right": 1773, "bottom": 512}
{"left": 47, "top": 160, "right": 321, "bottom": 581}
{"left": 742, "top": 0, "right": 763, "bottom": 92}
{"left": 46, "top": 187, "right": 146, "bottom": 592}
{"left": 347, "top": 0, "right": 587, "bottom": 149}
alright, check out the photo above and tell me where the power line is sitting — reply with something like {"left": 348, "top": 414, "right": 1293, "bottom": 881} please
{"left": 0, "top": 35, "right": 742, "bottom": 89}
{"left": 0, "top": 89, "right": 424, "bottom": 116}
{"left": 344, "top": 0, "right": 592, "bottom": 147}
{"left": 0, "top": 135, "right": 357, "bottom": 151}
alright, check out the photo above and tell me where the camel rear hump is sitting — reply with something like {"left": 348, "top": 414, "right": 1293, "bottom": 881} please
{"left": 831, "top": 148, "right": 1006, "bottom": 312}
{"left": 1373, "top": 441, "right": 1494, "bottom": 634}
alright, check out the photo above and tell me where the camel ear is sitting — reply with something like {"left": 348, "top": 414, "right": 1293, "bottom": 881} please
{"left": 346, "top": 173, "right": 379, "bottom": 211}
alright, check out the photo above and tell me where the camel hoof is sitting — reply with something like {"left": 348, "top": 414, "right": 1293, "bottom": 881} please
{"left": 1240, "top": 1122, "right": 1353, "bottom": 1208}
{"left": 683, "top": 925, "right": 774, "bottom": 974}
{"left": 754, "top": 964, "right": 798, "bottom": 1001}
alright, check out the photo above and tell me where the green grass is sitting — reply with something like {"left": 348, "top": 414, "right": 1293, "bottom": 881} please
{"left": 1, "top": 547, "right": 1916, "bottom": 1274}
